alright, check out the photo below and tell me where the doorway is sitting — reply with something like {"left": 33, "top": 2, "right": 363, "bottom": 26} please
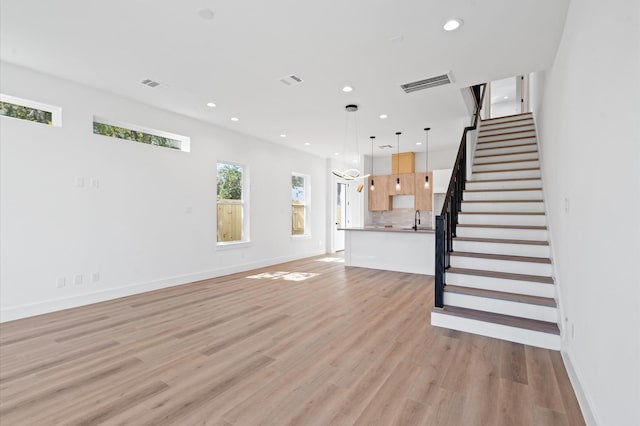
{"left": 487, "top": 75, "right": 528, "bottom": 118}
{"left": 334, "top": 182, "right": 347, "bottom": 251}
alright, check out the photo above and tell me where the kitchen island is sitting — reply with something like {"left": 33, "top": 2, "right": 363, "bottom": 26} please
{"left": 339, "top": 227, "right": 435, "bottom": 275}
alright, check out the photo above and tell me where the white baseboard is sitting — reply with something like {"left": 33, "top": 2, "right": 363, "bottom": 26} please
{"left": 561, "top": 350, "right": 599, "bottom": 426}
{"left": 0, "top": 250, "right": 325, "bottom": 323}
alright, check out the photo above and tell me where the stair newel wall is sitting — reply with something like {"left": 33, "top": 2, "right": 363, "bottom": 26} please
{"left": 434, "top": 83, "right": 486, "bottom": 309}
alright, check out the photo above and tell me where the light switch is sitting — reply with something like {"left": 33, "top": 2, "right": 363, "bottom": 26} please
{"left": 74, "top": 274, "right": 83, "bottom": 285}
{"left": 90, "top": 178, "right": 100, "bottom": 188}
{"left": 56, "top": 277, "right": 66, "bottom": 288}
{"left": 91, "top": 272, "right": 100, "bottom": 283}
{"left": 74, "top": 176, "right": 84, "bottom": 187}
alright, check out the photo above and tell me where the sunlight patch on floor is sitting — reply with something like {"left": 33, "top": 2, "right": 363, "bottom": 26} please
{"left": 315, "top": 257, "right": 344, "bottom": 263}
{"left": 246, "top": 271, "right": 320, "bottom": 282}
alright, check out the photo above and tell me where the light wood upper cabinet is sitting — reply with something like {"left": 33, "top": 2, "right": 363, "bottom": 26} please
{"left": 388, "top": 173, "right": 415, "bottom": 196}
{"left": 391, "top": 152, "right": 415, "bottom": 174}
{"left": 414, "top": 172, "right": 433, "bottom": 211}
{"left": 368, "top": 175, "right": 392, "bottom": 211}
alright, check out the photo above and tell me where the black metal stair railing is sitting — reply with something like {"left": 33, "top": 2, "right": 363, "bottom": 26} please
{"left": 434, "top": 83, "right": 487, "bottom": 308}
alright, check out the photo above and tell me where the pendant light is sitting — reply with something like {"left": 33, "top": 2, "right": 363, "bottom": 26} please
{"left": 370, "top": 136, "right": 375, "bottom": 191}
{"left": 395, "top": 132, "right": 402, "bottom": 191}
{"left": 331, "top": 104, "right": 370, "bottom": 181}
{"left": 424, "top": 127, "right": 431, "bottom": 188}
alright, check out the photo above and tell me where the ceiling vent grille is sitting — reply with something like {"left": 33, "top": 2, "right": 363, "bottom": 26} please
{"left": 379, "top": 144, "right": 393, "bottom": 149}
{"left": 279, "top": 74, "right": 304, "bottom": 86}
{"left": 400, "top": 72, "right": 452, "bottom": 93}
{"left": 141, "top": 79, "right": 160, "bottom": 88}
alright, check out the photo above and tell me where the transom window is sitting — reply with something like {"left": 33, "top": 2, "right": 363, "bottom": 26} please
{"left": 92, "top": 116, "right": 190, "bottom": 152}
{"left": 0, "top": 94, "right": 61, "bottom": 126}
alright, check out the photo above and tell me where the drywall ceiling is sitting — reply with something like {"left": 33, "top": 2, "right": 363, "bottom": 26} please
{"left": 0, "top": 0, "right": 569, "bottom": 158}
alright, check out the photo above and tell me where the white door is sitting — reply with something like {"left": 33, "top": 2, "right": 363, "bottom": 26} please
{"left": 334, "top": 182, "right": 347, "bottom": 251}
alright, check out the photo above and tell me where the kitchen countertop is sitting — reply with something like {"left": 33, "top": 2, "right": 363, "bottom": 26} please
{"left": 338, "top": 226, "right": 434, "bottom": 234}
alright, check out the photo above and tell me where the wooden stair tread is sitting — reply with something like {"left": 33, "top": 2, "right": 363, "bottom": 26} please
{"left": 467, "top": 177, "right": 540, "bottom": 183}
{"left": 477, "top": 136, "right": 536, "bottom": 144}
{"left": 475, "top": 150, "right": 538, "bottom": 159}
{"left": 450, "top": 251, "right": 552, "bottom": 264}
{"left": 462, "top": 199, "right": 543, "bottom": 203}
{"left": 473, "top": 158, "right": 538, "bottom": 166}
{"left": 432, "top": 306, "right": 560, "bottom": 335}
{"left": 473, "top": 167, "right": 540, "bottom": 174}
{"left": 447, "top": 267, "right": 554, "bottom": 284}
{"left": 457, "top": 224, "right": 547, "bottom": 230}
{"left": 478, "top": 130, "right": 536, "bottom": 139}
{"left": 460, "top": 211, "right": 545, "bottom": 215}
{"left": 464, "top": 188, "right": 542, "bottom": 192}
{"left": 476, "top": 142, "right": 537, "bottom": 151}
{"left": 479, "top": 123, "right": 534, "bottom": 133}
{"left": 454, "top": 236, "right": 549, "bottom": 246}
{"left": 480, "top": 113, "right": 532, "bottom": 122}
{"left": 444, "top": 285, "right": 557, "bottom": 307}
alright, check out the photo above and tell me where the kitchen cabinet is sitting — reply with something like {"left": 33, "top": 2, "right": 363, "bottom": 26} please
{"left": 414, "top": 172, "right": 433, "bottom": 211}
{"left": 368, "top": 175, "right": 392, "bottom": 211}
{"left": 391, "top": 152, "right": 415, "bottom": 174}
{"left": 388, "top": 173, "right": 415, "bottom": 195}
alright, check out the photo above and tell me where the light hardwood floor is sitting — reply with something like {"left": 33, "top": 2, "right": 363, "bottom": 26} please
{"left": 0, "top": 255, "right": 584, "bottom": 425}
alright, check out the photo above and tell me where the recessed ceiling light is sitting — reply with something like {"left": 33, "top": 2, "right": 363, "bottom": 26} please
{"left": 416, "top": 142, "right": 423, "bottom": 145}
{"left": 206, "top": 102, "right": 216, "bottom": 108}
{"left": 504, "top": 96, "right": 509, "bottom": 100}
{"left": 280, "top": 134, "right": 287, "bottom": 138}
{"left": 342, "top": 86, "right": 353, "bottom": 93}
{"left": 379, "top": 114, "right": 388, "bottom": 119}
{"left": 231, "top": 117, "right": 239, "bottom": 121}
{"left": 443, "top": 19, "right": 463, "bottom": 31}
{"left": 197, "top": 8, "right": 215, "bottom": 20}
{"left": 304, "top": 142, "right": 311, "bottom": 146}
{"left": 334, "top": 152, "right": 340, "bottom": 156}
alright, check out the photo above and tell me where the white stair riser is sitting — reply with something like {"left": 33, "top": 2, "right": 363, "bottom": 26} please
{"left": 431, "top": 311, "right": 560, "bottom": 350}
{"left": 480, "top": 115, "right": 533, "bottom": 126}
{"left": 459, "top": 213, "right": 546, "bottom": 226}
{"left": 477, "top": 137, "right": 537, "bottom": 150}
{"left": 478, "top": 130, "right": 536, "bottom": 142}
{"left": 463, "top": 189, "right": 544, "bottom": 201}
{"left": 465, "top": 179, "right": 542, "bottom": 191}
{"left": 471, "top": 169, "right": 540, "bottom": 180}
{"left": 456, "top": 226, "right": 548, "bottom": 241}
{"left": 479, "top": 125, "right": 536, "bottom": 138}
{"left": 446, "top": 273, "right": 554, "bottom": 297}
{"left": 476, "top": 143, "right": 538, "bottom": 156}
{"left": 443, "top": 292, "right": 558, "bottom": 323}
{"left": 453, "top": 240, "right": 550, "bottom": 257}
{"left": 450, "top": 256, "right": 553, "bottom": 276}
{"left": 461, "top": 201, "right": 545, "bottom": 213}
{"left": 473, "top": 160, "right": 540, "bottom": 172}
{"left": 474, "top": 152, "right": 538, "bottom": 164}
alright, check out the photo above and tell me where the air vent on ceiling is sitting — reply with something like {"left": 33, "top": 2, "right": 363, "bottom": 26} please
{"left": 400, "top": 72, "right": 452, "bottom": 93}
{"left": 379, "top": 145, "right": 393, "bottom": 149}
{"left": 279, "top": 74, "right": 304, "bottom": 86}
{"left": 141, "top": 79, "right": 160, "bottom": 88}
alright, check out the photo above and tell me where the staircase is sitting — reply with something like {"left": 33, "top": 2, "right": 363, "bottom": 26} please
{"left": 431, "top": 112, "right": 560, "bottom": 350}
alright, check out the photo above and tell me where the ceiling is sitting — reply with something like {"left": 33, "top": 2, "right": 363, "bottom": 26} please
{"left": 0, "top": 0, "right": 569, "bottom": 158}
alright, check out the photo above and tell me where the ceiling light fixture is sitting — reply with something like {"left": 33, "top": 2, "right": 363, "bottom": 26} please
{"left": 443, "top": 19, "right": 463, "bottom": 31}
{"left": 370, "top": 136, "right": 376, "bottom": 191}
{"left": 379, "top": 114, "right": 388, "bottom": 119}
{"left": 304, "top": 142, "right": 311, "bottom": 146}
{"left": 230, "top": 117, "right": 239, "bottom": 121}
{"left": 416, "top": 142, "right": 422, "bottom": 145}
{"left": 342, "top": 86, "right": 353, "bottom": 93}
{"left": 331, "top": 104, "right": 369, "bottom": 182}
{"left": 334, "top": 152, "right": 340, "bottom": 156}
{"left": 395, "top": 132, "right": 402, "bottom": 191}
{"left": 206, "top": 102, "right": 216, "bottom": 108}
{"left": 424, "top": 127, "right": 431, "bottom": 188}
{"left": 280, "top": 134, "right": 287, "bottom": 138}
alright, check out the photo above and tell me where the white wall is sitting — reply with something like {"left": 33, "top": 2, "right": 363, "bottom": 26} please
{"left": 0, "top": 62, "right": 328, "bottom": 322}
{"left": 529, "top": 1, "right": 640, "bottom": 425}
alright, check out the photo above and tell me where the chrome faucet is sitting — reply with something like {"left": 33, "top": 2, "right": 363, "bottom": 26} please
{"left": 413, "top": 210, "right": 421, "bottom": 231}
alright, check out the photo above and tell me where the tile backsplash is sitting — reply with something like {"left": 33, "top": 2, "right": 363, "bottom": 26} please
{"left": 368, "top": 208, "right": 433, "bottom": 229}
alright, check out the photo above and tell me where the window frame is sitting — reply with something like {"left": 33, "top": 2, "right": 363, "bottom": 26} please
{"left": 216, "top": 161, "right": 250, "bottom": 247}
{"left": 0, "top": 94, "right": 62, "bottom": 127}
{"left": 92, "top": 115, "right": 190, "bottom": 152}
{"left": 291, "top": 172, "right": 311, "bottom": 238}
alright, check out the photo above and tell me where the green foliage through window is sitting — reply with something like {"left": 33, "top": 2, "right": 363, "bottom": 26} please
{"left": 217, "top": 163, "right": 243, "bottom": 200}
{"left": 93, "top": 121, "right": 182, "bottom": 150}
{"left": 0, "top": 101, "right": 52, "bottom": 125}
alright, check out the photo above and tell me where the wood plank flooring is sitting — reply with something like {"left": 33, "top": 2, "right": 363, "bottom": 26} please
{"left": 0, "top": 255, "right": 584, "bottom": 425}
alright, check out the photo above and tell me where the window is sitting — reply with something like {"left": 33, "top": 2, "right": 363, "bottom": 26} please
{"left": 291, "top": 173, "right": 310, "bottom": 236}
{"left": 92, "top": 116, "right": 190, "bottom": 152}
{"left": 0, "top": 94, "right": 61, "bottom": 126}
{"left": 217, "top": 162, "right": 248, "bottom": 244}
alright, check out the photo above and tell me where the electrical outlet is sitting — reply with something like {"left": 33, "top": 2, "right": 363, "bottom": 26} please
{"left": 91, "top": 272, "right": 100, "bottom": 283}
{"left": 56, "top": 277, "right": 66, "bottom": 288}
{"left": 564, "top": 197, "right": 570, "bottom": 213}
{"left": 74, "top": 274, "right": 83, "bottom": 285}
